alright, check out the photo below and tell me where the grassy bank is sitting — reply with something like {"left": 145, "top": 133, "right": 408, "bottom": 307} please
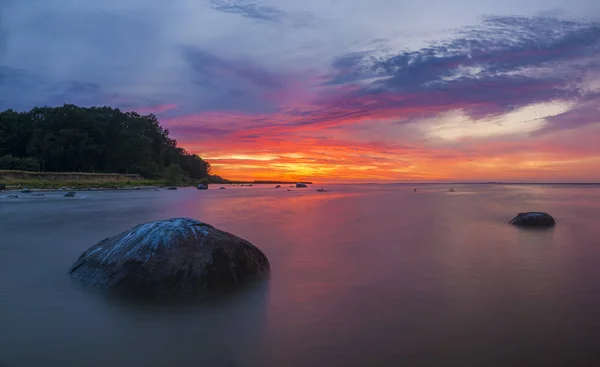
{"left": 0, "top": 170, "right": 310, "bottom": 189}
{"left": 1, "top": 179, "right": 169, "bottom": 189}
{"left": 0, "top": 170, "right": 168, "bottom": 189}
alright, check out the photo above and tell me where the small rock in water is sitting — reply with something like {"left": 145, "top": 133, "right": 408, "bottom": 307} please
{"left": 317, "top": 188, "right": 326, "bottom": 192}
{"left": 64, "top": 191, "right": 76, "bottom": 197}
{"left": 296, "top": 183, "right": 307, "bottom": 188}
{"left": 275, "top": 185, "right": 280, "bottom": 188}
{"left": 32, "top": 193, "right": 46, "bottom": 197}
{"left": 167, "top": 186, "right": 178, "bottom": 190}
{"left": 69, "top": 218, "right": 270, "bottom": 295}
{"left": 509, "top": 212, "right": 556, "bottom": 227}
{"left": 197, "top": 184, "right": 208, "bottom": 190}
{"left": 220, "top": 187, "right": 226, "bottom": 189}
{"left": 21, "top": 188, "right": 32, "bottom": 193}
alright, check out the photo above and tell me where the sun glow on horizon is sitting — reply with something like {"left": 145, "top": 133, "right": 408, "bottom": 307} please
{"left": 194, "top": 104, "right": 600, "bottom": 183}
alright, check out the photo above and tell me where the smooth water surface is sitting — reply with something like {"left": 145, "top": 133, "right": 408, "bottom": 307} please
{"left": 1, "top": 184, "right": 600, "bottom": 367}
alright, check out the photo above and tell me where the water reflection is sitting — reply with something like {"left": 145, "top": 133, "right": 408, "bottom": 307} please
{"left": 2, "top": 184, "right": 600, "bottom": 366}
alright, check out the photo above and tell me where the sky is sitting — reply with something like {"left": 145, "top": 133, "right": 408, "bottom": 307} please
{"left": 1, "top": 0, "right": 600, "bottom": 182}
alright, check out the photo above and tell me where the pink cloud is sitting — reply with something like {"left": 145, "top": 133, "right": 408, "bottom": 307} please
{"left": 135, "top": 104, "right": 179, "bottom": 114}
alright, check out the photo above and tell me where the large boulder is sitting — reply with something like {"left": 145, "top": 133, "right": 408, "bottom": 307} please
{"left": 69, "top": 218, "right": 270, "bottom": 294}
{"left": 509, "top": 212, "right": 556, "bottom": 227}
{"left": 0, "top": 183, "right": 6, "bottom": 191}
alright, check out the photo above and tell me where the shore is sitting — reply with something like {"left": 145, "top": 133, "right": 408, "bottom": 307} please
{"left": 0, "top": 170, "right": 314, "bottom": 190}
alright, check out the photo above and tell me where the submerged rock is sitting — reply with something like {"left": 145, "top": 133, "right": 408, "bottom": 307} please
{"left": 166, "top": 186, "right": 178, "bottom": 190}
{"left": 509, "top": 212, "right": 556, "bottom": 227}
{"left": 69, "top": 218, "right": 270, "bottom": 294}
{"left": 64, "top": 191, "right": 76, "bottom": 197}
{"left": 7, "top": 195, "right": 18, "bottom": 199}
{"left": 32, "top": 193, "right": 46, "bottom": 197}
{"left": 197, "top": 184, "right": 208, "bottom": 190}
{"left": 219, "top": 187, "right": 226, "bottom": 189}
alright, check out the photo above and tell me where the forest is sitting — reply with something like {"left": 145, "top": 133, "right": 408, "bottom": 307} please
{"left": 0, "top": 104, "right": 226, "bottom": 184}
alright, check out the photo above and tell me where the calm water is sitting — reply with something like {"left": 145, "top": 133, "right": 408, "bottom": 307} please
{"left": 1, "top": 184, "right": 600, "bottom": 367}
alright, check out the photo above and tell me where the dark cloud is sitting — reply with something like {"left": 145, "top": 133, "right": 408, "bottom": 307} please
{"left": 207, "top": 0, "right": 317, "bottom": 28}
{"left": 0, "top": 66, "right": 155, "bottom": 112}
{"left": 0, "top": 3, "right": 9, "bottom": 60}
{"left": 532, "top": 93, "right": 600, "bottom": 135}
{"left": 208, "top": 0, "right": 285, "bottom": 21}
{"left": 179, "top": 46, "right": 288, "bottom": 113}
{"left": 182, "top": 46, "right": 283, "bottom": 89}
{"left": 0, "top": 2, "right": 170, "bottom": 111}
{"left": 325, "top": 15, "right": 600, "bottom": 129}
{"left": 0, "top": 26, "right": 6, "bottom": 59}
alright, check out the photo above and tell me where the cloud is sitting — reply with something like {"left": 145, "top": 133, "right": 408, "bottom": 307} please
{"left": 182, "top": 46, "right": 284, "bottom": 89}
{"left": 0, "top": 24, "right": 6, "bottom": 60}
{"left": 177, "top": 46, "right": 306, "bottom": 114}
{"left": 208, "top": 0, "right": 285, "bottom": 21}
{"left": 206, "top": 0, "right": 316, "bottom": 27}
{"left": 0, "top": 67, "right": 108, "bottom": 110}
{"left": 533, "top": 93, "right": 600, "bottom": 134}
{"left": 324, "top": 15, "right": 600, "bottom": 129}
{"left": 135, "top": 104, "right": 179, "bottom": 115}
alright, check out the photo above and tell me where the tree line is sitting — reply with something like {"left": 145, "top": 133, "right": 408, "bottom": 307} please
{"left": 0, "top": 104, "right": 226, "bottom": 184}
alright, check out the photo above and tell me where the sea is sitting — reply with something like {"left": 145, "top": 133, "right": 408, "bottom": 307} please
{"left": 1, "top": 183, "right": 600, "bottom": 367}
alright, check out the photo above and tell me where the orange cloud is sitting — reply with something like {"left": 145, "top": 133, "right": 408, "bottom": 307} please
{"left": 164, "top": 105, "right": 600, "bottom": 183}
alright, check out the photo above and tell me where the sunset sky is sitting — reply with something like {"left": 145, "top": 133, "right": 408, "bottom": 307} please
{"left": 1, "top": 0, "right": 599, "bottom": 182}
